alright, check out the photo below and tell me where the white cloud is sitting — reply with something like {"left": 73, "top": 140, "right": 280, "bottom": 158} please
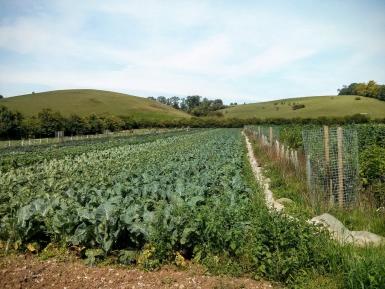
{"left": 1, "top": 0, "right": 385, "bottom": 102}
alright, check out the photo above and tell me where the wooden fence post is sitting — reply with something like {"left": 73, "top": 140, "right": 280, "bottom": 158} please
{"left": 323, "top": 126, "right": 332, "bottom": 203}
{"left": 306, "top": 154, "right": 312, "bottom": 193}
{"left": 337, "top": 127, "right": 344, "bottom": 207}
{"left": 269, "top": 127, "right": 273, "bottom": 145}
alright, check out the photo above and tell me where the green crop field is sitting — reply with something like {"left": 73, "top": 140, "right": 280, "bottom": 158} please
{"left": 221, "top": 95, "right": 385, "bottom": 119}
{"left": 1, "top": 128, "right": 384, "bottom": 289}
{"left": 0, "top": 89, "right": 190, "bottom": 120}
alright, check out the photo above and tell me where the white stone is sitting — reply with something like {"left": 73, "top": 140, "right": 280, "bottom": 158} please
{"left": 276, "top": 198, "right": 294, "bottom": 205}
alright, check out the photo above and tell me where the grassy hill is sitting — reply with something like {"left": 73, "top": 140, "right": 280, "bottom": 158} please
{"left": 221, "top": 95, "right": 385, "bottom": 119}
{"left": 0, "top": 89, "right": 189, "bottom": 120}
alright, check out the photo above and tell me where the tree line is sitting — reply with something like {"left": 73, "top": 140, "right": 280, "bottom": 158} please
{"left": 2, "top": 105, "right": 385, "bottom": 140}
{"left": 338, "top": 80, "right": 385, "bottom": 100}
{"left": 0, "top": 106, "right": 127, "bottom": 139}
{"left": 148, "top": 95, "right": 228, "bottom": 116}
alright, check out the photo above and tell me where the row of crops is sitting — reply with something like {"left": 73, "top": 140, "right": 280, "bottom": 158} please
{"left": 0, "top": 129, "right": 199, "bottom": 172}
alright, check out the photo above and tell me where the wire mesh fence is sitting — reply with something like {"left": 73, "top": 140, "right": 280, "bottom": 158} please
{"left": 302, "top": 126, "right": 359, "bottom": 207}
{"left": 245, "top": 125, "right": 359, "bottom": 207}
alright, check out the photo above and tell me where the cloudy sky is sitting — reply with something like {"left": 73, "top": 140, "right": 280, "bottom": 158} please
{"left": 0, "top": 0, "right": 384, "bottom": 103}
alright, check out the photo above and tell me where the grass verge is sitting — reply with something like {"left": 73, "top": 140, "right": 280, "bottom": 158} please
{"left": 245, "top": 130, "right": 385, "bottom": 288}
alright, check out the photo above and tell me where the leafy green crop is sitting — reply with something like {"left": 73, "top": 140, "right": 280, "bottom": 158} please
{"left": 0, "top": 129, "right": 252, "bottom": 252}
{"left": 2, "top": 128, "right": 379, "bottom": 288}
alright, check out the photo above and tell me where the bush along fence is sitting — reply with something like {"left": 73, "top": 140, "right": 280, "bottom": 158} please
{"left": 245, "top": 125, "right": 359, "bottom": 208}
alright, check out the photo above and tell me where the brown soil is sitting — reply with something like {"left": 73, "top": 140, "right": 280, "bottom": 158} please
{"left": 0, "top": 255, "right": 279, "bottom": 289}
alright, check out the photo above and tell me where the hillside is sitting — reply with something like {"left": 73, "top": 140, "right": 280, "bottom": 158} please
{"left": 221, "top": 95, "right": 385, "bottom": 119}
{"left": 0, "top": 89, "right": 189, "bottom": 120}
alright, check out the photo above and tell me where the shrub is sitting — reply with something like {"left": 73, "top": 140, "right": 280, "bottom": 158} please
{"left": 292, "top": 104, "right": 305, "bottom": 110}
{"left": 359, "top": 145, "right": 385, "bottom": 206}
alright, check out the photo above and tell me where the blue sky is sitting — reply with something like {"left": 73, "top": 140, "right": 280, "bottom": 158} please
{"left": 0, "top": 0, "right": 384, "bottom": 103}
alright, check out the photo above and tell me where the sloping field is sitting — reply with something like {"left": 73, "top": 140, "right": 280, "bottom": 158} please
{"left": 0, "top": 89, "right": 190, "bottom": 120}
{"left": 221, "top": 95, "right": 385, "bottom": 119}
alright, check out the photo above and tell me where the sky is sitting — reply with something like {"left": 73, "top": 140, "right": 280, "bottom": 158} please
{"left": 0, "top": 0, "right": 385, "bottom": 103}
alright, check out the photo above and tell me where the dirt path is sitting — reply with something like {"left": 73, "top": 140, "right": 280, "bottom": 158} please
{"left": 0, "top": 255, "right": 278, "bottom": 289}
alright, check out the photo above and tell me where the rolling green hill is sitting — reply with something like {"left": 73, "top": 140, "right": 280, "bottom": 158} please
{"left": 221, "top": 95, "right": 385, "bottom": 119}
{"left": 0, "top": 89, "right": 190, "bottom": 120}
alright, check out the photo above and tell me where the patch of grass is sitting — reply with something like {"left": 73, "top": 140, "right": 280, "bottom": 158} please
{"left": 220, "top": 95, "right": 385, "bottom": 119}
{"left": 0, "top": 89, "right": 190, "bottom": 120}
{"left": 329, "top": 204, "right": 385, "bottom": 236}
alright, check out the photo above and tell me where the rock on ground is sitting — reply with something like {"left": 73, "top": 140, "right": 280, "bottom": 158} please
{"left": 310, "top": 213, "right": 385, "bottom": 246}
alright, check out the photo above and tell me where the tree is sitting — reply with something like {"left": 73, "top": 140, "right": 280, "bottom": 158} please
{"left": 338, "top": 81, "right": 385, "bottom": 101}
{"left": 65, "top": 114, "right": 87, "bottom": 135}
{"left": 157, "top": 96, "right": 167, "bottom": 104}
{"left": 366, "top": 80, "right": 379, "bottom": 98}
{"left": 185, "top": 95, "right": 201, "bottom": 111}
{"left": 179, "top": 98, "right": 187, "bottom": 111}
{"left": 0, "top": 105, "right": 23, "bottom": 139}
{"left": 21, "top": 116, "right": 40, "bottom": 138}
{"left": 37, "top": 108, "right": 64, "bottom": 137}
{"left": 102, "top": 115, "right": 124, "bottom": 132}
{"left": 0, "top": 95, "right": 3, "bottom": 99}
{"left": 85, "top": 114, "right": 106, "bottom": 134}
{"left": 211, "top": 99, "right": 224, "bottom": 110}
{"left": 378, "top": 85, "right": 385, "bottom": 101}
{"left": 169, "top": 96, "right": 180, "bottom": 109}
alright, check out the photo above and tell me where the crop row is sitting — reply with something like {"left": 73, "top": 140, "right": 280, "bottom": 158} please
{"left": 0, "top": 129, "right": 200, "bottom": 172}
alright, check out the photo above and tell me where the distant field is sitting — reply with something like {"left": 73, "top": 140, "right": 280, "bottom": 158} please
{"left": 0, "top": 89, "right": 190, "bottom": 120}
{"left": 221, "top": 95, "right": 385, "bottom": 119}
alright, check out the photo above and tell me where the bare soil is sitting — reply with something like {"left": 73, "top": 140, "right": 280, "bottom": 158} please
{"left": 0, "top": 255, "right": 278, "bottom": 289}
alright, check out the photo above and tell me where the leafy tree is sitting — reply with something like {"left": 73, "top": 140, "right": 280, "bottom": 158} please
{"left": 37, "top": 109, "right": 65, "bottom": 137}
{"left": 85, "top": 114, "right": 106, "bottom": 134}
{"left": 65, "top": 114, "right": 88, "bottom": 135}
{"left": 378, "top": 85, "right": 385, "bottom": 101}
{"left": 0, "top": 95, "right": 3, "bottom": 99}
{"left": 21, "top": 116, "right": 40, "bottom": 138}
{"left": 179, "top": 98, "right": 187, "bottom": 111}
{"left": 0, "top": 105, "right": 23, "bottom": 138}
{"left": 169, "top": 96, "right": 180, "bottom": 109}
{"left": 102, "top": 115, "right": 125, "bottom": 131}
{"left": 185, "top": 95, "right": 201, "bottom": 111}
{"left": 157, "top": 96, "right": 167, "bottom": 104}
{"left": 338, "top": 81, "right": 385, "bottom": 101}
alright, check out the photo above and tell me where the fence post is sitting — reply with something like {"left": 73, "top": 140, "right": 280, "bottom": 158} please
{"left": 275, "top": 140, "right": 280, "bottom": 156}
{"left": 306, "top": 154, "right": 312, "bottom": 195}
{"left": 323, "top": 125, "right": 332, "bottom": 203}
{"left": 269, "top": 127, "right": 273, "bottom": 145}
{"left": 337, "top": 127, "right": 344, "bottom": 207}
